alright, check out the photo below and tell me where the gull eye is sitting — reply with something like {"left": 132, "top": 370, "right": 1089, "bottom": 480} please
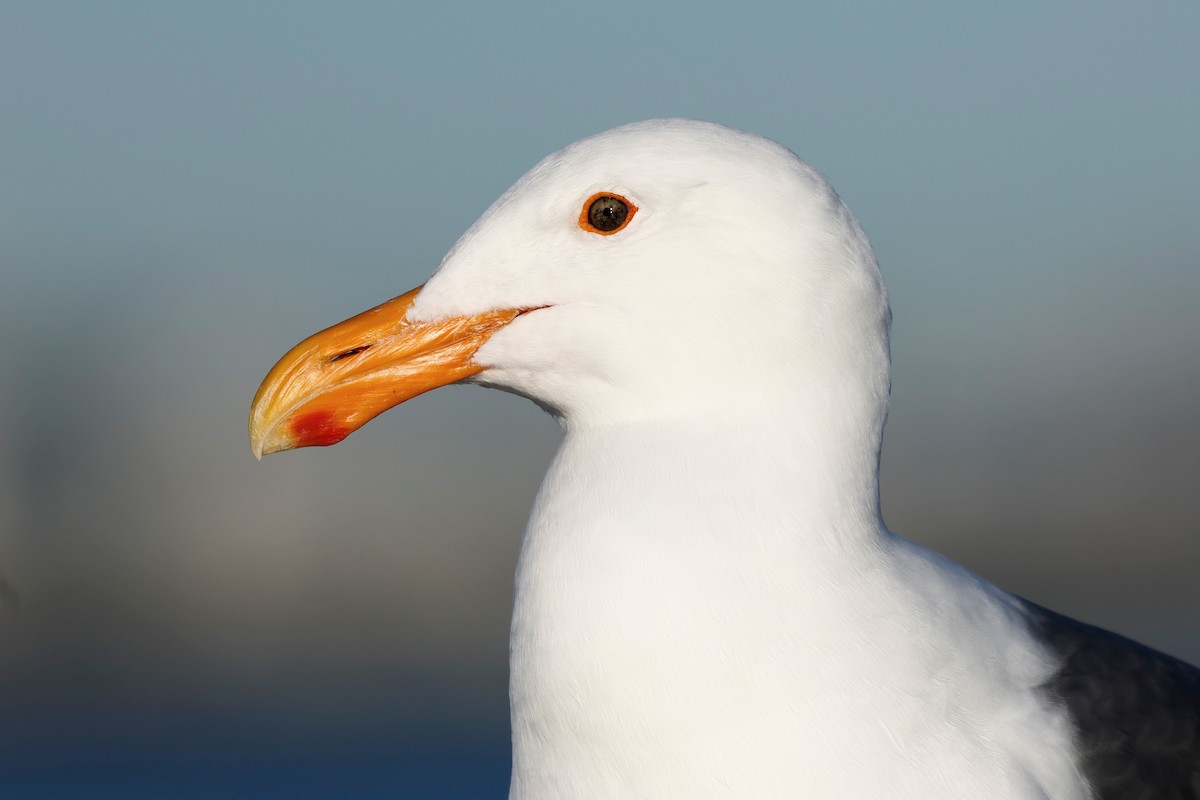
{"left": 579, "top": 192, "right": 637, "bottom": 235}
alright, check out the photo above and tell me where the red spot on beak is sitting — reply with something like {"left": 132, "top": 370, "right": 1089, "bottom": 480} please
{"left": 289, "top": 410, "right": 351, "bottom": 448}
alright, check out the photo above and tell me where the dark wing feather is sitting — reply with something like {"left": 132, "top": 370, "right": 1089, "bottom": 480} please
{"left": 1023, "top": 601, "right": 1200, "bottom": 800}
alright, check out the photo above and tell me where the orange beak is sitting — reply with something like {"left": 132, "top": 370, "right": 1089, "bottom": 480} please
{"left": 249, "top": 285, "right": 522, "bottom": 458}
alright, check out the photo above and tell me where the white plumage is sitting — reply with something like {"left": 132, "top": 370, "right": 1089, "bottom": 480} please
{"left": 254, "top": 120, "right": 1200, "bottom": 799}
{"left": 411, "top": 120, "right": 1087, "bottom": 798}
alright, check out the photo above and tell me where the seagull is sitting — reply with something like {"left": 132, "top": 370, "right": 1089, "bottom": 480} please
{"left": 248, "top": 120, "right": 1200, "bottom": 799}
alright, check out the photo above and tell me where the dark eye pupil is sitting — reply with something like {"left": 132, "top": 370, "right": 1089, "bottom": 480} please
{"left": 588, "top": 196, "right": 629, "bottom": 232}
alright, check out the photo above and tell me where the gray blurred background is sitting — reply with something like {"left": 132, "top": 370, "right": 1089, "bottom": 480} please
{"left": 2, "top": 3, "right": 1198, "bottom": 797}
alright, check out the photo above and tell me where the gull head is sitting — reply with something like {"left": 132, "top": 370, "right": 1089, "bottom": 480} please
{"left": 249, "top": 119, "right": 891, "bottom": 455}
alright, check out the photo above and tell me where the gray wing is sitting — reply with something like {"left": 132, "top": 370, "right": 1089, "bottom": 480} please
{"left": 1023, "top": 601, "right": 1200, "bottom": 800}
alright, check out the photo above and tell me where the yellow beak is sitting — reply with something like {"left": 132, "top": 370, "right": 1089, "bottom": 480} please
{"left": 249, "top": 285, "right": 522, "bottom": 458}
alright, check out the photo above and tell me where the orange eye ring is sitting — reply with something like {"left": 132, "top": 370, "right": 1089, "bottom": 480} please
{"left": 579, "top": 192, "right": 638, "bottom": 235}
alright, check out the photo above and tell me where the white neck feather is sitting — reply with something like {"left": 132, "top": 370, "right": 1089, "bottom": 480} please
{"left": 506, "top": 403, "right": 1088, "bottom": 799}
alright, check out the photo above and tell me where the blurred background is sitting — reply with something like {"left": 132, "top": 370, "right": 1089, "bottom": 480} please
{"left": 2, "top": 2, "right": 1198, "bottom": 797}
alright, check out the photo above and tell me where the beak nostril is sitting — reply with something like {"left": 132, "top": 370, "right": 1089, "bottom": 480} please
{"left": 329, "top": 344, "right": 373, "bottom": 363}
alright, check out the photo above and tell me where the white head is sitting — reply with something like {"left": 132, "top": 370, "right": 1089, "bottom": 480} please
{"left": 412, "top": 119, "right": 891, "bottom": 431}
{"left": 250, "top": 120, "right": 891, "bottom": 460}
